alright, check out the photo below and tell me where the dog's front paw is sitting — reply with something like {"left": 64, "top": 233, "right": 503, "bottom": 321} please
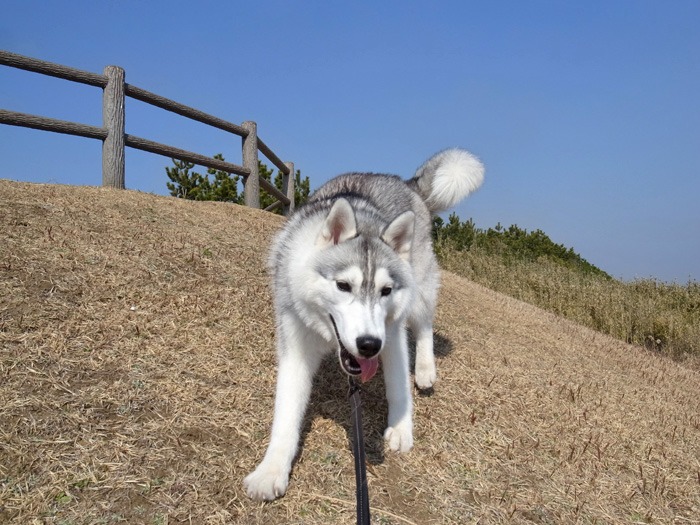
{"left": 243, "top": 463, "right": 290, "bottom": 501}
{"left": 384, "top": 423, "right": 413, "bottom": 453}
{"left": 414, "top": 360, "right": 437, "bottom": 390}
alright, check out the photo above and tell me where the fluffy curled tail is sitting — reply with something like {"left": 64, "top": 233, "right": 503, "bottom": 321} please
{"left": 408, "top": 148, "right": 484, "bottom": 213}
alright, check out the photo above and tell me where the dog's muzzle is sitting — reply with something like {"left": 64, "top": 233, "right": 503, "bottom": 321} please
{"left": 329, "top": 315, "right": 379, "bottom": 382}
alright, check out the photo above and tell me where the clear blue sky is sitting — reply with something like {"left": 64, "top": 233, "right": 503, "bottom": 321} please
{"left": 2, "top": 1, "right": 698, "bottom": 283}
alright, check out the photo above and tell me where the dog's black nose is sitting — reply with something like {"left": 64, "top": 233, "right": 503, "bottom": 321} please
{"left": 356, "top": 336, "right": 382, "bottom": 357}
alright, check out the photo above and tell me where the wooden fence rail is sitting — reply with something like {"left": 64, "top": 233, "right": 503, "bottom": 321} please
{"left": 0, "top": 50, "right": 295, "bottom": 214}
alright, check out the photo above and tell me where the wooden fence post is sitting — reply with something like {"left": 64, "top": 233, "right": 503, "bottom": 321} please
{"left": 241, "top": 121, "right": 259, "bottom": 209}
{"left": 102, "top": 66, "right": 126, "bottom": 189}
{"left": 283, "top": 161, "right": 295, "bottom": 215}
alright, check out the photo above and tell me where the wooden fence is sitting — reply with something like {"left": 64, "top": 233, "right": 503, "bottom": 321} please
{"left": 0, "top": 50, "right": 295, "bottom": 214}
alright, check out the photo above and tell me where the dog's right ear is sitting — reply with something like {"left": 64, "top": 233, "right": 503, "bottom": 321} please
{"left": 316, "top": 198, "right": 357, "bottom": 248}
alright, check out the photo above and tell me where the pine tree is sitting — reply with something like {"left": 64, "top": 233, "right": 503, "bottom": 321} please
{"left": 206, "top": 154, "right": 241, "bottom": 203}
{"left": 166, "top": 159, "right": 210, "bottom": 200}
{"left": 166, "top": 155, "right": 311, "bottom": 214}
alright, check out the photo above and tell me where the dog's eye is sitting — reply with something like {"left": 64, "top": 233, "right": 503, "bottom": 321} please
{"left": 381, "top": 286, "right": 392, "bottom": 297}
{"left": 336, "top": 281, "right": 352, "bottom": 292}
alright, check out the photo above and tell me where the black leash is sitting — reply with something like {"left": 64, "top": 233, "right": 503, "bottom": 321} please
{"left": 348, "top": 377, "right": 371, "bottom": 525}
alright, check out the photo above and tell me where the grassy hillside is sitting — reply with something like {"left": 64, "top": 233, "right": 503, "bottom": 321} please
{"left": 434, "top": 219, "right": 700, "bottom": 366}
{"left": 1, "top": 180, "right": 699, "bottom": 524}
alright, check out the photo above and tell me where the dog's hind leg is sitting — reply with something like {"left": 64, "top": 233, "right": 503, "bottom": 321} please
{"left": 243, "top": 328, "right": 324, "bottom": 501}
{"left": 410, "top": 265, "right": 439, "bottom": 390}
{"left": 412, "top": 318, "right": 437, "bottom": 390}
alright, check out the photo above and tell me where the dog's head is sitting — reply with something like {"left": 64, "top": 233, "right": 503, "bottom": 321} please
{"left": 311, "top": 198, "right": 415, "bottom": 381}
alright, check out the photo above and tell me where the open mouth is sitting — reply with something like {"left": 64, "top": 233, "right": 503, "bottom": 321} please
{"left": 329, "top": 315, "right": 379, "bottom": 382}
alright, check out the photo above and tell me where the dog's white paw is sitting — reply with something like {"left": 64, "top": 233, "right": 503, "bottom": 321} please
{"left": 384, "top": 423, "right": 413, "bottom": 453}
{"left": 243, "top": 463, "right": 289, "bottom": 501}
{"left": 414, "top": 360, "right": 437, "bottom": 390}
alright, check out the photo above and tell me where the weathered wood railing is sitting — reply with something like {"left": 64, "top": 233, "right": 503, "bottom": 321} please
{"left": 0, "top": 50, "right": 295, "bottom": 214}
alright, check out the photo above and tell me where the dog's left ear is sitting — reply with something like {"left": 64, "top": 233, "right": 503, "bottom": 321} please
{"left": 382, "top": 211, "right": 414, "bottom": 261}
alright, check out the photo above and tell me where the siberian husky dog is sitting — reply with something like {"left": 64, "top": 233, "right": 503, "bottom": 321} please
{"left": 244, "top": 149, "right": 484, "bottom": 501}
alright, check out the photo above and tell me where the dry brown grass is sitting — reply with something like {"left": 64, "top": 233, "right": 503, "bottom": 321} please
{"left": 1, "top": 180, "right": 699, "bottom": 524}
{"left": 437, "top": 247, "right": 700, "bottom": 366}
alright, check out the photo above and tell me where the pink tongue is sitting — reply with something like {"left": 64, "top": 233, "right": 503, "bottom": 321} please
{"left": 357, "top": 357, "right": 379, "bottom": 383}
